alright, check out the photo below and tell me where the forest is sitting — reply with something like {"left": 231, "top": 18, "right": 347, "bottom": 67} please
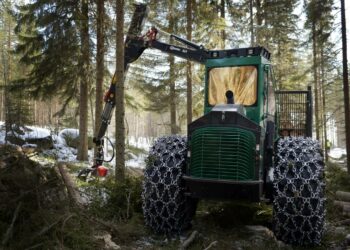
{"left": 1, "top": 0, "right": 350, "bottom": 249}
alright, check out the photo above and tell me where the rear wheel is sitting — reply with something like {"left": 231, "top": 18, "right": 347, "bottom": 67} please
{"left": 273, "top": 137, "right": 325, "bottom": 245}
{"left": 142, "top": 135, "right": 197, "bottom": 234}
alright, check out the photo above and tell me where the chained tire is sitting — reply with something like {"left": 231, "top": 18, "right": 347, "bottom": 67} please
{"left": 273, "top": 137, "right": 325, "bottom": 245}
{"left": 142, "top": 135, "right": 197, "bottom": 234}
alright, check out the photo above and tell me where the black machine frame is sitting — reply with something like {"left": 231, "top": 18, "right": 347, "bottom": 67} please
{"left": 276, "top": 86, "right": 313, "bottom": 138}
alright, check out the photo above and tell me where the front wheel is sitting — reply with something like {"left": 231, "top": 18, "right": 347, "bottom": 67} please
{"left": 142, "top": 135, "right": 197, "bottom": 234}
{"left": 272, "top": 137, "right": 325, "bottom": 245}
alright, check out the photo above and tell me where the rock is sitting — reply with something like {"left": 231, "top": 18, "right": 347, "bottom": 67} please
{"left": 26, "top": 136, "right": 53, "bottom": 150}
{"left": 245, "top": 225, "right": 274, "bottom": 238}
{"left": 22, "top": 144, "right": 37, "bottom": 154}
{"left": 59, "top": 129, "right": 93, "bottom": 149}
{"left": 65, "top": 136, "right": 93, "bottom": 149}
{"left": 244, "top": 225, "right": 289, "bottom": 249}
{"left": 334, "top": 226, "right": 346, "bottom": 235}
{"left": 95, "top": 233, "right": 120, "bottom": 250}
{"left": 6, "top": 134, "right": 26, "bottom": 146}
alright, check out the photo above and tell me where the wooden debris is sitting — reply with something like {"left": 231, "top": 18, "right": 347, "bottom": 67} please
{"left": 334, "top": 200, "right": 350, "bottom": 208}
{"left": 80, "top": 212, "right": 120, "bottom": 234}
{"left": 57, "top": 162, "right": 84, "bottom": 207}
{"left": 95, "top": 232, "right": 121, "bottom": 250}
{"left": 334, "top": 219, "right": 350, "bottom": 226}
{"left": 25, "top": 243, "right": 44, "bottom": 250}
{"left": 203, "top": 240, "right": 218, "bottom": 250}
{"left": 334, "top": 195, "right": 350, "bottom": 217}
{"left": 1, "top": 202, "right": 22, "bottom": 247}
{"left": 245, "top": 225, "right": 274, "bottom": 238}
{"left": 336, "top": 191, "right": 350, "bottom": 202}
{"left": 180, "top": 230, "right": 198, "bottom": 250}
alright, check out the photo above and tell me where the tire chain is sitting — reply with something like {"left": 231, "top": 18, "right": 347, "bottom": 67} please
{"left": 142, "top": 135, "right": 194, "bottom": 234}
{"left": 273, "top": 137, "right": 325, "bottom": 245}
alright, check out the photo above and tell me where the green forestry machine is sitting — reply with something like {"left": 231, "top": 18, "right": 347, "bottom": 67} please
{"left": 92, "top": 4, "right": 325, "bottom": 245}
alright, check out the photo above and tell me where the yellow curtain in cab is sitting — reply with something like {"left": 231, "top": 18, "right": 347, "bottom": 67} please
{"left": 208, "top": 66, "right": 257, "bottom": 106}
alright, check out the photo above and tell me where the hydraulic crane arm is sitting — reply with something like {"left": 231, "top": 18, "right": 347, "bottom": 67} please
{"left": 91, "top": 4, "right": 209, "bottom": 174}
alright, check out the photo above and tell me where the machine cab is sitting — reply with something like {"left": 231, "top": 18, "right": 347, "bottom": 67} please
{"left": 203, "top": 47, "right": 275, "bottom": 127}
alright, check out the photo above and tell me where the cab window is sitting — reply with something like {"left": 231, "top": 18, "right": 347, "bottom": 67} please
{"left": 208, "top": 66, "right": 257, "bottom": 106}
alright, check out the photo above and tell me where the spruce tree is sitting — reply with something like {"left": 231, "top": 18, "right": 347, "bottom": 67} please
{"left": 115, "top": 0, "right": 125, "bottom": 181}
{"left": 77, "top": 0, "right": 91, "bottom": 161}
{"left": 0, "top": 0, "right": 33, "bottom": 137}
{"left": 14, "top": 1, "right": 92, "bottom": 159}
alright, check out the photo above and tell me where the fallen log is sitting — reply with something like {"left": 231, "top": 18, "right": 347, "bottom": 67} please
{"left": 81, "top": 213, "right": 120, "bottom": 234}
{"left": 203, "top": 241, "right": 218, "bottom": 250}
{"left": 180, "top": 231, "right": 198, "bottom": 250}
{"left": 334, "top": 200, "right": 350, "bottom": 208}
{"left": 334, "top": 219, "right": 350, "bottom": 226}
{"left": 344, "top": 205, "right": 350, "bottom": 213}
{"left": 57, "top": 162, "right": 83, "bottom": 207}
{"left": 343, "top": 211, "right": 350, "bottom": 217}
{"left": 336, "top": 191, "right": 350, "bottom": 202}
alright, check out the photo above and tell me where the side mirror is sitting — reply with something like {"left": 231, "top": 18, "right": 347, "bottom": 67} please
{"left": 264, "top": 64, "right": 270, "bottom": 72}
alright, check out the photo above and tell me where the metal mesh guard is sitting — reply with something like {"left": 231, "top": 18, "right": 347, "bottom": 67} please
{"left": 190, "top": 127, "right": 255, "bottom": 181}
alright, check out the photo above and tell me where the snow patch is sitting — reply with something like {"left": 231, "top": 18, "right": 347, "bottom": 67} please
{"left": 329, "top": 148, "right": 346, "bottom": 159}
{"left": 59, "top": 128, "right": 79, "bottom": 139}
{"left": 0, "top": 124, "right": 150, "bottom": 168}
{"left": 22, "top": 143, "right": 37, "bottom": 148}
{"left": 268, "top": 168, "right": 274, "bottom": 182}
{"left": 129, "top": 136, "right": 153, "bottom": 151}
{"left": 24, "top": 126, "right": 51, "bottom": 139}
{"left": 126, "top": 157, "right": 146, "bottom": 168}
{"left": 58, "top": 128, "right": 79, "bottom": 145}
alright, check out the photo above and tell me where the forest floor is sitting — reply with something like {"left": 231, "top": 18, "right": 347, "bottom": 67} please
{"left": 0, "top": 125, "right": 350, "bottom": 249}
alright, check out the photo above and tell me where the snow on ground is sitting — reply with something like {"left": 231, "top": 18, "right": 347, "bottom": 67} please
{"left": 2, "top": 123, "right": 349, "bottom": 171}
{"left": 127, "top": 155, "right": 146, "bottom": 168}
{"left": 126, "top": 136, "right": 153, "bottom": 169}
{"left": 0, "top": 126, "right": 4, "bottom": 144}
{"left": 329, "top": 147, "right": 347, "bottom": 159}
{"left": 42, "top": 143, "right": 80, "bottom": 162}
{"left": 0, "top": 123, "right": 149, "bottom": 168}
{"left": 129, "top": 136, "right": 154, "bottom": 151}
{"left": 25, "top": 126, "right": 51, "bottom": 139}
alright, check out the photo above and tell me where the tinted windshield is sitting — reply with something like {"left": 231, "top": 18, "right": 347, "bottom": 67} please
{"left": 208, "top": 66, "right": 257, "bottom": 106}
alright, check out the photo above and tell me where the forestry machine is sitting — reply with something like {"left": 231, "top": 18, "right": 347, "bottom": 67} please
{"left": 90, "top": 4, "right": 325, "bottom": 246}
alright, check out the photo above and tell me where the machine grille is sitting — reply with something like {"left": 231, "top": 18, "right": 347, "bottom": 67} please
{"left": 190, "top": 127, "right": 256, "bottom": 180}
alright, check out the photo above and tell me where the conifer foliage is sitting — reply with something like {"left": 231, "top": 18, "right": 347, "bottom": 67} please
{"left": 14, "top": 1, "right": 92, "bottom": 159}
{"left": 0, "top": 0, "right": 348, "bottom": 170}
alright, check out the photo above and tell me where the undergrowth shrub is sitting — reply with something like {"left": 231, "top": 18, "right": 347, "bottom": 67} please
{"left": 0, "top": 145, "right": 102, "bottom": 249}
{"left": 87, "top": 175, "right": 143, "bottom": 221}
{"left": 326, "top": 162, "right": 350, "bottom": 222}
{"left": 326, "top": 162, "right": 350, "bottom": 192}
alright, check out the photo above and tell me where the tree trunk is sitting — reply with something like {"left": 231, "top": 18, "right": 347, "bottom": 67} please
{"left": 341, "top": 0, "right": 350, "bottom": 174}
{"left": 168, "top": 0, "right": 177, "bottom": 134}
{"left": 94, "top": 0, "right": 105, "bottom": 157}
{"left": 115, "top": 0, "right": 125, "bottom": 182}
{"left": 249, "top": 0, "right": 254, "bottom": 46}
{"left": 77, "top": 0, "right": 90, "bottom": 161}
{"left": 186, "top": 0, "right": 193, "bottom": 125}
{"left": 255, "top": 0, "right": 262, "bottom": 45}
{"left": 4, "top": 11, "right": 12, "bottom": 141}
{"left": 220, "top": 0, "right": 225, "bottom": 49}
{"left": 320, "top": 44, "right": 328, "bottom": 162}
{"left": 312, "top": 22, "right": 320, "bottom": 141}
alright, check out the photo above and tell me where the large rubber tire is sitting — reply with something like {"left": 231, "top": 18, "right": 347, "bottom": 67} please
{"left": 142, "top": 135, "right": 196, "bottom": 234}
{"left": 273, "top": 137, "right": 325, "bottom": 245}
